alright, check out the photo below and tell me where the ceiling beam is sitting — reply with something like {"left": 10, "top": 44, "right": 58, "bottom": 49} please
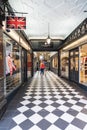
{"left": 30, "top": 39, "right": 63, "bottom": 42}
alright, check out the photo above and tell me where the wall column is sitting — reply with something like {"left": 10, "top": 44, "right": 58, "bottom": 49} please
{"left": 58, "top": 50, "right": 61, "bottom": 76}
{"left": 31, "top": 52, "right": 34, "bottom": 77}
{"left": 0, "top": 25, "right": 7, "bottom": 119}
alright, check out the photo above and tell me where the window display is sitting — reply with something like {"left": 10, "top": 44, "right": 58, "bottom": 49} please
{"left": 52, "top": 56, "right": 58, "bottom": 68}
{"left": 80, "top": 44, "right": 87, "bottom": 85}
{"left": 61, "top": 51, "right": 69, "bottom": 78}
{"left": 27, "top": 53, "right": 31, "bottom": 78}
{"left": 6, "top": 53, "right": 16, "bottom": 76}
{"left": 4, "top": 34, "right": 21, "bottom": 94}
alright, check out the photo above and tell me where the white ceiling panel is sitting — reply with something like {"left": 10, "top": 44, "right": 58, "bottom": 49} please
{"left": 9, "top": 0, "right": 87, "bottom": 40}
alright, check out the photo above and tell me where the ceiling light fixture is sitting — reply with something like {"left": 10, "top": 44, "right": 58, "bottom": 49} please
{"left": 45, "top": 23, "right": 51, "bottom": 45}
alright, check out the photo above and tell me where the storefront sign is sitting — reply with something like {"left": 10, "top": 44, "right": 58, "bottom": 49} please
{"left": 6, "top": 16, "right": 26, "bottom": 29}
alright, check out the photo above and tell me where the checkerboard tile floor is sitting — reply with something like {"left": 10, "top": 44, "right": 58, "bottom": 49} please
{"left": 1, "top": 71, "right": 87, "bottom": 130}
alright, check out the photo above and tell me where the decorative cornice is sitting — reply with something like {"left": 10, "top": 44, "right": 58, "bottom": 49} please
{"left": 65, "top": 18, "right": 87, "bottom": 44}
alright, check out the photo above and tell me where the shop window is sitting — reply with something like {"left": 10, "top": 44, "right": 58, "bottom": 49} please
{"left": 61, "top": 51, "right": 69, "bottom": 78}
{"left": 27, "top": 53, "right": 32, "bottom": 78}
{"left": 52, "top": 56, "right": 58, "bottom": 69}
{"left": 4, "top": 34, "right": 21, "bottom": 94}
{"left": 80, "top": 44, "right": 87, "bottom": 85}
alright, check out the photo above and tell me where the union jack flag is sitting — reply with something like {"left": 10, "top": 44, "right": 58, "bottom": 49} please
{"left": 6, "top": 16, "right": 26, "bottom": 29}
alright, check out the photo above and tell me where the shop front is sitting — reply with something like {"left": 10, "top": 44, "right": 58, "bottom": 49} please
{"left": 4, "top": 34, "right": 22, "bottom": 95}
{"left": 61, "top": 42, "right": 87, "bottom": 88}
{"left": 0, "top": 26, "right": 7, "bottom": 119}
{"left": 69, "top": 43, "right": 87, "bottom": 87}
{"left": 61, "top": 18, "right": 87, "bottom": 88}
{"left": 2, "top": 30, "right": 32, "bottom": 96}
{"left": 79, "top": 43, "right": 87, "bottom": 86}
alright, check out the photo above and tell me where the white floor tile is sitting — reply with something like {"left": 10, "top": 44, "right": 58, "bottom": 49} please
{"left": 29, "top": 125, "right": 41, "bottom": 130}
{"left": 56, "top": 99, "right": 65, "bottom": 104}
{"left": 20, "top": 100, "right": 30, "bottom": 105}
{"left": 44, "top": 100, "right": 54, "bottom": 105}
{"left": 69, "top": 88, "right": 75, "bottom": 91}
{"left": 74, "top": 95, "right": 84, "bottom": 99}
{"left": 62, "top": 92, "right": 69, "bottom": 94}
{"left": 65, "top": 124, "right": 81, "bottom": 130}
{"left": 54, "top": 95, "right": 62, "bottom": 99}
{"left": 45, "top": 105, "right": 56, "bottom": 112}
{"left": 32, "top": 100, "right": 42, "bottom": 105}
{"left": 60, "top": 113, "right": 74, "bottom": 123}
{"left": 47, "top": 125, "right": 61, "bottom": 130}
{"left": 13, "top": 114, "right": 27, "bottom": 124}
{"left": 71, "top": 105, "right": 83, "bottom": 112}
{"left": 23, "top": 96, "right": 32, "bottom": 100}
{"left": 34, "top": 96, "right": 42, "bottom": 99}
{"left": 67, "top": 99, "right": 77, "bottom": 104}
{"left": 45, "top": 113, "right": 58, "bottom": 123}
{"left": 11, "top": 125, "right": 22, "bottom": 130}
{"left": 79, "top": 99, "right": 87, "bottom": 104}
{"left": 64, "top": 95, "right": 73, "bottom": 99}
{"left": 71, "top": 92, "right": 79, "bottom": 95}
{"left": 31, "top": 106, "right": 42, "bottom": 113}
{"left": 76, "top": 113, "right": 87, "bottom": 123}
{"left": 58, "top": 105, "right": 69, "bottom": 112}
{"left": 44, "top": 96, "right": 52, "bottom": 99}
{"left": 17, "top": 106, "right": 29, "bottom": 113}
{"left": 29, "top": 113, "right": 42, "bottom": 124}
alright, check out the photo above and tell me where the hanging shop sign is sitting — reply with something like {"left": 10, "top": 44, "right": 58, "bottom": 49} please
{"left": 6, "top": 16, "right": 26, "bottom": 30}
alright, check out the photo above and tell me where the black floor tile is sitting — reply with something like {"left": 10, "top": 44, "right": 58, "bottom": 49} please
{"left": 19, "top": 119, "right": 34, "bottom": 129}
{"left": 52, "top": 109, "right": 64, "bottom": 117}
{"left": 67, "top": 108, "right": 79, "bottom": 116}
{"left": 54, "top": 118, "right": 69, "bottom": 130}
{"left": 37, "top": 119, "right": 51, "bottom": 130}
{"left": 71, "top": 118, "right": 86, "bottom": 129}
{"left": 38, "top": 109, "right": 50, "bottom": 117}
{"left": 23, "top": 109, "right": 35, "bottom": 117}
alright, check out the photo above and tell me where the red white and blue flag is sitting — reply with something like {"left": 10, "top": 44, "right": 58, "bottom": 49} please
{"left": 6, "top": 16, "right": 26, "bottom": 29}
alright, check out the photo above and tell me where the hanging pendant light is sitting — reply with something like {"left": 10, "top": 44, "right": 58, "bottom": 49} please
{"left": 47, "top": 35, "right": 51, "bottom": 44}
{"left": 46, "top": 23, "right": 51, "bottom": 44}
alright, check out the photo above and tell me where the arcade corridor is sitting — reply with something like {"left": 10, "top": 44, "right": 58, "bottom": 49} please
{"left": 0, "top": 71, "right": 87, "bottom": 130}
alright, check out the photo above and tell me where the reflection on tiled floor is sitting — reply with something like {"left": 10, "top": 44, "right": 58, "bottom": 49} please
{"left": 1, "top": 71, "right": 87, "bottom": 130}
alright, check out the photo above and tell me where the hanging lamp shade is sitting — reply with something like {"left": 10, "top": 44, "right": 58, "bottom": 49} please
{"left": 46, "top": 23, "right": 51, "bottom": 44}
{"left": 46, "top": 35, "right": 51, "bottom": 44}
